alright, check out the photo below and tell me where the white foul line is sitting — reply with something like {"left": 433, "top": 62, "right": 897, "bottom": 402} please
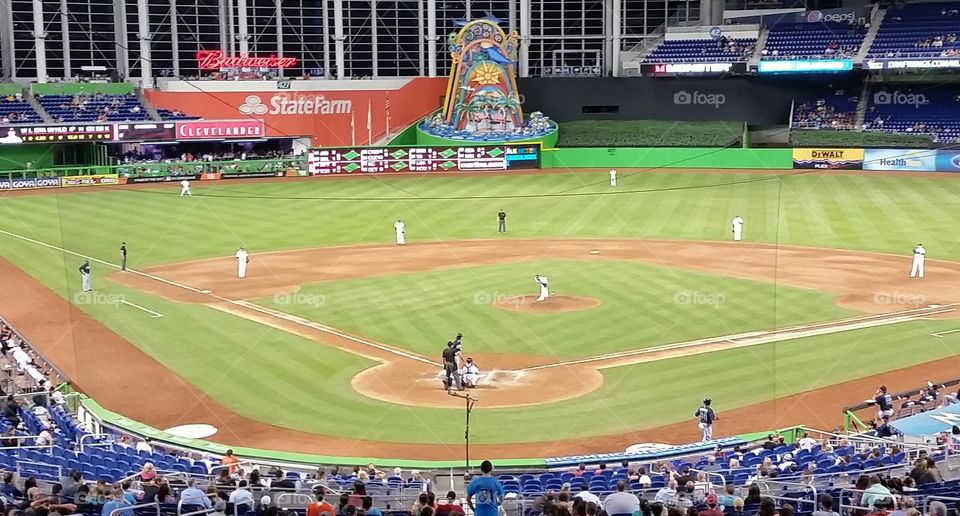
{"left": 930, "top": 328, "right": 960, "bottom": 338}
{"left": 0, "top": 227, "right": 435, "bottom": 366}
{"left": 116, "top": 299, "right": 164, "bottom": 318}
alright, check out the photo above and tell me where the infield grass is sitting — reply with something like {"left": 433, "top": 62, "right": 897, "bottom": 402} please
{"left": 1, "top": 170, "right": 960, "bottom": 445}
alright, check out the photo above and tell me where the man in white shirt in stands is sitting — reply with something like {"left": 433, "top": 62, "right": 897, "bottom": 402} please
{"left": 654, "top": 479, "right": 678, "bottom": 506}
{"left": 35, "top": 426, "right": 54, "bottom": 446}
{"left": 136, "top": 437, "right": 153, "bottom": 454}
{"left": 180, "top": 480, "right": 212, "bottom": 509}
{"left": 603, "top": 481, "right": 639, "bottom": 515}
{"left": 229, "top": 480, "right": 255, "bottom": 513}
{"left": 575, "top": 485, "right": 602, "bottom": 509}
{"left": 798, "top": 432, "right": 818, "bottom": 451}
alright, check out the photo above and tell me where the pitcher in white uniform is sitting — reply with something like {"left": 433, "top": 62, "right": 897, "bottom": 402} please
{"left": 394, "top": 219, "right": 406, "bottom": 245}
{"left": 609, "top": 169, "right": 617, "bottom": 187}
{"left": 180, "top": 179, "right": 192, "bottom": 197}
{"left": 731, "top": 215, "right": 744, "bottom": 242}
{"left": 535, "top": 275, "right": 549, "bottom": 302}
{"left": 910, "top": 244, "right": 926, "bottom": 278}
{"left": 235, "top": 247, "right": 249, "bottom": 278}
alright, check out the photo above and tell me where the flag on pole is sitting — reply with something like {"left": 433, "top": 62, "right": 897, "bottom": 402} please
{"left": 385, "top": 93, "right": 391, "bottom": 136}
{"left": 367, "top": 97, "right": 373, "bottom": 144}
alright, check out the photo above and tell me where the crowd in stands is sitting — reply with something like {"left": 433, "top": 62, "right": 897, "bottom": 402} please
{"left": 0, "top": 94, "right": 42, "bottom": 125}
{"left": 36, "top": 92, "right": 150, "bottom": 123}
{"left": 645, "top": 36, "right": 756, "bottom": 64}
{"left": 761, "top": 22, "right": 866, "bottom": 61}
{"left": 869, "top": 3, "right": 960, "bottom": 60}
{"left": 792, "top": 89, "right": 859, "bottom": 129}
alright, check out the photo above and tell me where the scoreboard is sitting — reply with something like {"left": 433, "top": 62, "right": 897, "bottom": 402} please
{"left": 308, "top": 144, "right": 540, "bottom": 175}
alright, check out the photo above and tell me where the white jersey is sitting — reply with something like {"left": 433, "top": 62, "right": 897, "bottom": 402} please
{"left": 535, "top": 275, "right": 548, "bottom": 287}
{"left": 732, "top": 216, "right": 744, "bottom": 230}
{"left": 394, "top": 221, "right": 405, "bottom": 233}
{"left": 914, "top": 245, "right": 926, "bottom": 258}
{"left": 236, "top": 249, "right": 249, "bottom": 262}
{"left": 181, "top": 180, "right": 190, "bottom": 189}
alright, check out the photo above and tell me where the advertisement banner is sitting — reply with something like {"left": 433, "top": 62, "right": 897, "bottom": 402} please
{"left": 144, "top": 77, "right": 448, "bottom": 146}
{"left": 0, "top": 124, "right": 115, "bottom": 144}
{"left": 60, "top": 174, "right": 120, "bottom": 187}
{"left": 220, "top": 171, "right": 286, "bottom": 179}
{"left": 125, "top": 174, "right": 202, "bottom": 184}
{"left": 309, "top": 145, "right": 541, "bottom": 174}
{"left": 175, "top": 120, "right": 265, "bottom": 140}
{"left": 934, "top": 150, "right": 960, "bottom": 172}
{"left": 0, "top": 177, "right": 62, "bottom": 190}
{"left": 792, "top": 148, "right": 864, "bottom": 169}
{"left": 758, "top": 59, "right": 853, "bottom": 74}
{"left": 864, "top": 58, "right": 960, "bottom": 71}
{"left": 115, "top": 122, "right": 177, "bottom": 142}
{"left": 862, "top": 149, "right": 936, "bottom": 172}
{"left": 642, "top": 62, "right": 748, "bottom": 75}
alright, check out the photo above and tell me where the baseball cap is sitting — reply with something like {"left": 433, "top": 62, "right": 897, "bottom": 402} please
{"left": 706, "top": 494, "right": 717, "bottom": 506}
{"left": 260, "top": 496, "right": 271, "bottom": 505}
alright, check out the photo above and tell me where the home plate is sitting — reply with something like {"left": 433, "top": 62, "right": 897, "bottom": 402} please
{"left": 201, "top": 289, "right": 212, "bottom": 294}
{"left": 589, "top": 250, "right": 600, "bottom": 255}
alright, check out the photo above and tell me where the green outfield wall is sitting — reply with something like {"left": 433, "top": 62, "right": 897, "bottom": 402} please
{"left": 542, "top": 147, "right": 793, "bottom": 170}
{"left": 31, "top": 82, "right": 136, "bottom": 96}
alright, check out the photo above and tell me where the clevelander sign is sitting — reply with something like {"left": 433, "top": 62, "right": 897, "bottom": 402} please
{"left": 792, "top": 148, "right": 864, "bottom": 170}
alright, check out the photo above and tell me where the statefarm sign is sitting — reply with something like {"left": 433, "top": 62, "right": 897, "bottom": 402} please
{"left": 175, "top": 120, "right": 265, "bottom": 140}
{"left": 196, "top": 50, "right": 298, "bottom": 70}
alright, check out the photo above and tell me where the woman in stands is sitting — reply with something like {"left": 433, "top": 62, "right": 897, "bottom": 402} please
{"left": 744, "top": 485, "right": 762, "bottom": 505}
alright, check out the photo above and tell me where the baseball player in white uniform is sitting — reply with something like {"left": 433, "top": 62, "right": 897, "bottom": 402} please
{"left": 394, "top": 219, "right": 406, "bottom": 245}
{"left": 731, "top": 215, "right": 744, "bottom": 242}
{"left": 461, "top": 358, "right": 480, "bottom": 388}
{"left": 609, "top": 169, "right": 617, "bottom": 187}
{"left": 235, "top": 247, "right": 249, "bottom": 278}
{"left": 535, "top": 275, "right": 549, "bottom": 302}
{"left": 910, "top": 244, "right": 925, "bottom": 278}
{"left": 180, "top": 179, "right": 192, "bottom": 197}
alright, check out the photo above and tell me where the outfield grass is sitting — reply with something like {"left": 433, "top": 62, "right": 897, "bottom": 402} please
{"left": 1, "top": 171, "right": 960, "bottom": 445}
{"left": 258, "top": 260, "right": 854, "bottom": 358}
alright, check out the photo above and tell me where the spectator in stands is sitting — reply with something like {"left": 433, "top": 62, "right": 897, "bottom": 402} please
{"left": 305, "top": 486, "right": 334, "bottom": 516}
{"left": 220, "top": 449, "right": 240, "bottom": 475}
{"left": 927, "top": 501, "right": 948, "bottom": 516}
{"left": 101, "top": 487, "right": 132, "bottom": 516}
{"left": 603, "top": 481, "right": 639, "bottom": 515}
{"left": 919, "top": 458, "right": 942, "bottom": 484}
{"left": 180, "top": 479, "right": 212, "bottom": 509}
{"left": 744, "top": 485, "right": 761, "bottom": 505}
{"left": 120, "top": 481, "right": 138, "bottom": 504}
{"left": 636, "top": 467, "right": 651, "bottom": 488}
{"left": 348, "top": 481, "right": 367, "bottom": 507}
{"left": 215, "top": 468, "right": 235, "bottom": 487}
{"left": 139, "top": 463, "right": 156, "bottom": 482}
{"left": 761, "top": 435, "right": 777, "bottom": 451}
{"left": 813, "top": 495, "right": 838, "bottom": 516}
{"left": 757, "top": 499, "right": 777, "bottom": 516}
{"left": 573, "top": 464, "right": 587, "bottom": 477}
{"left": 575, "top": 485, "right": 602, "bottom": 509}
{"left": 0, "top": 472, "right": 21, "bottom": 498}
{"left": 362, "top": 496, "right": 383, "bottom": 516}
{"left": 62, "top": 470, "right": 84, "bottom": 501}
{"left": 716, "top": 485, "right": 735, "bottom": 510}
{"left": 257, "top": 496, "right": 278, "bottom": 516}
{"left": 136, "top": 437, "right": 153, "bottom": 454}
{"left": 467, "top": 461, "right": 504, "bottom": 516}
{"left": 888, "top": 496, "right": 914, "bottom": 516}
{"left": 698, "top": 494, "right": 723, "bottom": 516}
{"left": 271, "top": 469, "right": 296, "bottom": 490}
{"left": 411, "top": 493, "right": 430, "bottom": 516}
{"left": 781, "top": 504, "right": 795, "bottom": 516}
{"left": 861, "top": 477, "right": 893, "bottom": 511}
{"left": 654, "top": 480, "right": 677, "bottom": 506}
{"left": 435, "top": 491, "right": 463, "bottom": 516}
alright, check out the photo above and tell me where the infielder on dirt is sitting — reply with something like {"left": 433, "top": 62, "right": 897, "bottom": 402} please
{"left": 180, "top": 179, "right": 192, "bottom": 197}
{"left": 609, "top": 169, "right": 617, "bottom": 187}
{"left": 235, "top": 247, "right": 249, "bottom": 278}
{"left": 731, "top": 215, "right": 744, "bottom": 242}
{"left": 535, "top": 275, "right": 549, "bottom": 302}
{"left": 910, "top": 243, "right": 925, "bottom": 278}
{"left": 394, "top": 219, "right": 406, "bottom": 245}
{"left": 695, "top": 398, "right": 718, "bottom": 441}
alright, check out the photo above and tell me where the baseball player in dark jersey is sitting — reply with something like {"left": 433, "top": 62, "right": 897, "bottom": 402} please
{"left": 441, "top": 341, "right": 462, "bottom": 392}
{"left": 497, "top": 210, "right": 507, "bottom": 233}
{"left": 79, "top": 260, "right": 92, "bottom": 292}
{"left": 120, "top": 242, "right": 127, "bottom": 271}
{"left": 875, "top": 385, "right": 894, "bottom": 422}
{"left": 695, "top": 398, "right": 718, "bottom": 441}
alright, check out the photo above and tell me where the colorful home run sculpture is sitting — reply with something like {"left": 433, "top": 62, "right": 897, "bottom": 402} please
{"left": 420, "top": 17, "right": 555, "bottom": 142}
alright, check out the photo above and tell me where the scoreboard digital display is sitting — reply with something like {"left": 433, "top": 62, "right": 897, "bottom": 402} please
{"left": 308, "top": 145, "right": 540, "bottom": 175}
{"left": 0, "top": 124, "right": 116, "bottom": 144}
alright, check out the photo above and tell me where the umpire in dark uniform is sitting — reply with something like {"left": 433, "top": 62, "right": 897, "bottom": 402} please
{"left": 441, "top": 341, "right": 462, "bottom": 392}
{"left": 120, "top": 242, "right": 127, "bottom": 271}
{"left": 497, "top": 209, "right": 507, "bottom": 233}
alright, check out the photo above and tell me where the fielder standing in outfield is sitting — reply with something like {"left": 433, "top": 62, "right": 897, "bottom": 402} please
{"left": 79, "top": 260, "right": 92, "bottom": 292}
{"left": 731, "top": 215, "right": 744, "bottom": 242}
{"left": 120, "top": 242, "right": 127, "bottom": 271}
{"left": 910, "top": 244, "right": 926, "bottom": 278}
{"left": 180, "top": 179, "right": 192, "bottom": 197}
{"left": 394, "top": 219, "right": 406, "bottom": 245}
{"left": 497, "top": 209, "right": 507, "bottom": 233}
{"left": 696, "top": 398, "right": 718, "bottom": 441}
{"left": 235, "top": 247, "right": 249, "bottom": 279}
{"left": 609, "top": 169, "right": 617, "bottom": 187}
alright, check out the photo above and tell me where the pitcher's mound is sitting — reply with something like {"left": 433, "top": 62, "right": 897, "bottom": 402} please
{"left": 492, "top": 295, "right": 601, "bottom": 313}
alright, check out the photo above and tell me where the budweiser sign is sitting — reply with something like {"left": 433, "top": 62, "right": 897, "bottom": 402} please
{"left": 196, "top": 50, "right": 298, "bottom": 70}
{"left": 175, "top": 120, "right": 265, "bottom": 140}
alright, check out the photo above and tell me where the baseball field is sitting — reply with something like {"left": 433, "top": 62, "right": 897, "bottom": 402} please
{"left": 2, "top": 168, "right": 960, "bottom": 461}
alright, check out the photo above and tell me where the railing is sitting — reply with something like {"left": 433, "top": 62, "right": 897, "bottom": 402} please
{"left": 78, "top": 432, "right": 113, "bottom": 453}
{"left": 922, "top": 495, "right": 960, "bottom": 515}
{"left": 0, "top": 434, "right": 56, "bottom": 451}
{"left": 839, "top": 488, "right": 900, "bottom": 515}
{"left": 110, "top": 502, "right": 161, "bottom": 516}
{"left": 0, "top": 157, "right": 308, "bottom": 182}
{"left": 17, "top": 460, "right": 62, "bottom": 482}
{"left": 275, "top": 493, "right": 314, "bottom": 506}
